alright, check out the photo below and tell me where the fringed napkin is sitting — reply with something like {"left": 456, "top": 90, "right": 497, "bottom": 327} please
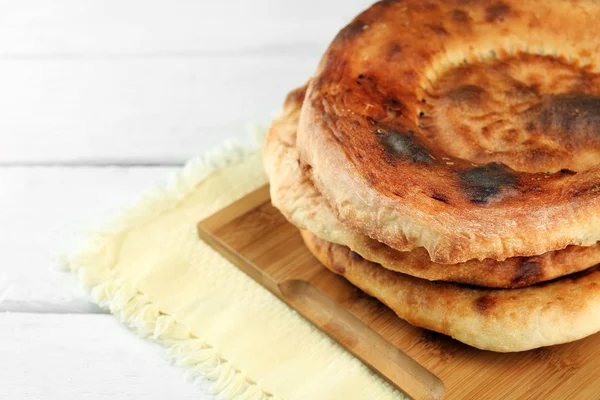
{"left": 67, "top": 138, "right": 404, "bottom": 399}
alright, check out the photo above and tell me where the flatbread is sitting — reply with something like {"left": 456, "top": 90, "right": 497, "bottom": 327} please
{"left": 301, "top": 229, "right": 600, "bottom": 352}
{"left": 296, "top": 0, "right": 600, "bottom": 263}
{"left": 263, "top": 85, "right": 600, "bottom": 288}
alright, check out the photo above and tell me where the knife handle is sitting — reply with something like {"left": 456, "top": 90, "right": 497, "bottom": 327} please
{"left": 280, "top": 279, "right": 445, "bottom": 400}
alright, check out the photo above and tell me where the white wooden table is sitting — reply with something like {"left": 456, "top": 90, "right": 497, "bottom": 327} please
{"left": 1, "top": 1, "right": 373, "bottom": 398}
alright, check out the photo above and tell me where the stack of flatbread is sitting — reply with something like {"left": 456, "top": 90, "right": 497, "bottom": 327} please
{"left": 263, "top": 0, "right": 600, "bottom": 352}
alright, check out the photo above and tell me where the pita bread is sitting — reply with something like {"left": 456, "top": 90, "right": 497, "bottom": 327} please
{"left": 301, "top": 229, "right": 600, "bottom": 352}
{"left": 263, "top": 85, "right": 600, "bottom": 288}
{"left": 296, "top": 0, "right": 600, "bottom": 263}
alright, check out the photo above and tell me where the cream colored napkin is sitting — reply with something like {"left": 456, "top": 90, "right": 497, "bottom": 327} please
{"left": 68, "top": 140, "right": 404, "bottom": 400}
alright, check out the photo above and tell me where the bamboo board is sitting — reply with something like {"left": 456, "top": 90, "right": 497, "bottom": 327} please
{"left": 197, "top": 185, "right": 600, "bottom": 400}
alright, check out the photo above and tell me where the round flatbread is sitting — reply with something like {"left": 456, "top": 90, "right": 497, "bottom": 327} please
{"left": 301, "top": 229, "right": 600, "bottom": 352}
{"left": 296, "top": 0, "right": 600, "bottom": 263}
{"left": 264, "top": 85, "right": 600, "bottom": 288}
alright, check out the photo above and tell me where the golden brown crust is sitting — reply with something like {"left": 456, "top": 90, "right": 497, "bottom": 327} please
{"left": 264, "top": 84, "right": 600, "bottom": 288}
{"left": 297, "top": 0, "right": 600, "bottom": 263}
{"left": 301, "top": 230, "right": 600, "bottom": 352}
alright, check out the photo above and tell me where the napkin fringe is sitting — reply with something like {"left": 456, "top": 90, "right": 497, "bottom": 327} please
{"left": 67, "top": 133, "right": 275, "bottom": 400}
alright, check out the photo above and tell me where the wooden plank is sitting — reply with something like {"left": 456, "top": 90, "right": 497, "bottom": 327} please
{"left": 0, "top": 166, "right": 177, "bottom": 312}
{"left": 0, "top": 56, "right": 314, "bottom": 163}
{"left": 0, "top": 312, "right": 211, "bottom": 399}
{"left": 200, "top": 190, "right": 600, "bottom": 399}
{"left": 0, "top": 0, "right": 373, "bottom": 56}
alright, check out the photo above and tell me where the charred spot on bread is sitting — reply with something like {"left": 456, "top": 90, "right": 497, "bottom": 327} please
{"left": 512, "top": 260, "right": 543, "bottom": 286}
{"left": 474, "top": 295, "right": 497, "bottom": 315}
{"left": 485, "top": 2, "right": 510, "bottom": 23}
{"left": 458, "top": 163, "right": 518, "bottom": 204}
{"left": 378, "top": 129, "right": 434, "bottom": 164}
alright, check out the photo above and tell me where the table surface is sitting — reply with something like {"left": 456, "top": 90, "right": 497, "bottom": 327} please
{"left": 1, "top": 1, "right": 374, "bottom": 398}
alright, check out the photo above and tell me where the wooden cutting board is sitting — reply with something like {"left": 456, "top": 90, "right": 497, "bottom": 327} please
{"left": 197, "top": 185, "right": 600, "bottom": 400}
